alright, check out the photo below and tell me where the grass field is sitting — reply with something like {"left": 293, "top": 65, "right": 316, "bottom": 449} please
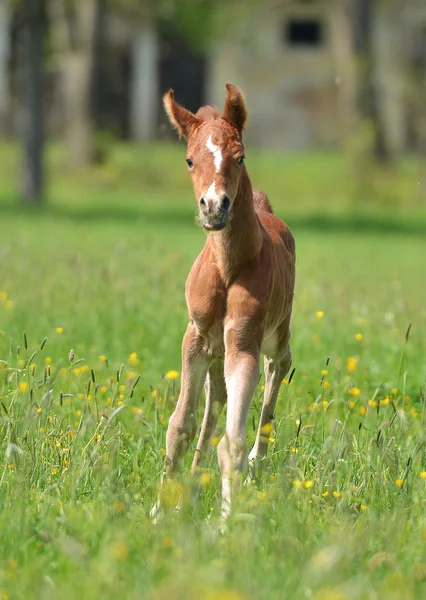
{"left": 0, "top": 142, "right": 426, "bottom": 599}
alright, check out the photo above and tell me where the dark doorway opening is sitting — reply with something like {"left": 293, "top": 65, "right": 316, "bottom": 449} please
{"left": 158, "top": 32, "right": 206, "bottom": 136}
{"left": 285, "top": 19, "right": 323, "bottom": 47}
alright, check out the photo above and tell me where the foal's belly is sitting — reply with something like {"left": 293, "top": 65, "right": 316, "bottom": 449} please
{"left": 194, "top": 316, "right": 280, "bottom": 360}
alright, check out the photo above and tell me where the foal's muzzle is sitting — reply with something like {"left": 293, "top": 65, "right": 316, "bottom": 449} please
{"left": 199, "top": 193, "right": 231, "bottom": 231}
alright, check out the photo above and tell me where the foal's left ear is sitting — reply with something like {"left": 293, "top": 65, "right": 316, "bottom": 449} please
{"left": 222, "top": 83, "right": 248, "bottom": 133}
{"left": 163, "top": 89, "right": 200, "bottom": 140}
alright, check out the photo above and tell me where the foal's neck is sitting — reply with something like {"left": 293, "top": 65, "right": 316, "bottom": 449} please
{"left": 209, "top": 169, "right": 262, "bottom": 283}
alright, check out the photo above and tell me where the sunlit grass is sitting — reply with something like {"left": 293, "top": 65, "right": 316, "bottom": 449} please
{"left": 0, "top": 143, "right": 426, "bottom": 598}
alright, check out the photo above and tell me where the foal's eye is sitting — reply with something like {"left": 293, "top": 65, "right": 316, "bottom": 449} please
{"left": 186, "top": 158, "right": 194, "bottom": 168}
{"left": 236, "top": 156, "right": 245, "bottom": 167}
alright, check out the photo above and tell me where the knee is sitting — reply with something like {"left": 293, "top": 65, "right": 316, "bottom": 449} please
{"left": 167, "top": 412, "right": 197, "bottom": 446}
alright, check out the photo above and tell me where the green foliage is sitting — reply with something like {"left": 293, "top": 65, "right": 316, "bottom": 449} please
{"left": 0, "top": 143, "right": 426, "bottom": 598}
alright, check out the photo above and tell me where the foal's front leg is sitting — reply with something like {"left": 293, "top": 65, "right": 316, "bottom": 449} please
{"left": 166, "top": 322, "right": 210, "bottom": 475}
{"left": 217, "top": 341, "right": 260, "bottom": 519}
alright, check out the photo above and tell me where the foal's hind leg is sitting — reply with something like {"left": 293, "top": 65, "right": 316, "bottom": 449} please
{"left": 248, "top": 346, "right": 292, "bottom": 479}
{"left": 191, "top": 358, "right": 227, "bottom": 473}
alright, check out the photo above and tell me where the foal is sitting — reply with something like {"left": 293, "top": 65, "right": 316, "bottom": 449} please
{"left": 163, "top": 84, "right": 295, "bottom": 518}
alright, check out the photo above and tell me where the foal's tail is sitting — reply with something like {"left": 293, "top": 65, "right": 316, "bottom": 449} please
{"left": 253, "top": 189, "right": 273, "bottom": 214}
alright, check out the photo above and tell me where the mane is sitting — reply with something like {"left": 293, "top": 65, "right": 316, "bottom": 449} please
{"left": 195, "top": 105, "right": 221, "bottom": 122}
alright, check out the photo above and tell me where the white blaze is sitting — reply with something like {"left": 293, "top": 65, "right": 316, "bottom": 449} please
{"left": 206, "top": 135, "right": 222, "bottom": 172}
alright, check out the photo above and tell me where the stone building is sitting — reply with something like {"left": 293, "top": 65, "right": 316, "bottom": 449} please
{"left": 0, "top": 0, "right": 425, "bottom": 151}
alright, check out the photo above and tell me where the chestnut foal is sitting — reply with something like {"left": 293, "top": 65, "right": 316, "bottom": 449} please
{"left": 162, "top": 84, "right": 295, "bottom": 519}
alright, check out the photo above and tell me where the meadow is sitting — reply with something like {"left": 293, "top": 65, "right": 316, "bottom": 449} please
{"left": 0, "top": 142, "right": 426, "bottom": 599}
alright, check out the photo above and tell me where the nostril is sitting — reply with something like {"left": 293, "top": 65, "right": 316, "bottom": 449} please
{"left": 221, "top": 195, "right": 230, "bottom": 212}
{"left": 200, "top": 197, "right": 206, "bottom": 207}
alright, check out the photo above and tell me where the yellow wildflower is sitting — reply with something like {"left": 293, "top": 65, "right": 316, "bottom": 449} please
{"left": 109, "top": 540, "right": 129, "bottom": 561}
{"left": 131, "top": 407, "right": 143, "bottom": 415}
{"left": 44, "top": 357, "right": 52, "bottom": 365}
{"left": 99, "top": 355, "right": 107, "bottom": 362}
{"left": 322, "top": 491, "right": 329, "bottom": 498}
{"left": 322, "top": 400, "right": 328, "bottom": 409}
{"left": 322, "top": 380, "right": 330, "bottom": 389}
{"left": 348, "top": 401, "right": 355, "bottom": 409}
{"left": 73, "top": 367, "right": 81, "bottom": 376}
{"left": 36, "top": 407, "right": 42, "bottom": 413}
{"left": 321, "top": 369, "right": 328, "bottom": 376}
{"left": 0, "top": 291, "right": 7, "bottom": 302}
{"left": 100, "top": 385, "right": 107, "bottom": 393}
{"left": 39, "top": 427, "right": 45, "bottom": 433}
{"left": 368, "top": 399, "right": 377, "bottom": 408}
{"left": 359, "top": 406, "right": 367, "bottom": 417}
{"left": 117, "top": 401, "right": 124, "bottom": 407}
{"left": 128, "top": 352, "right": 139, "bottom": 367}
{"left": 5, "top": 300, "right": 13, "bottom": 310}
{"left": 348, "top": 387, "right": 361, "bottom": 397}
{"left": 163, "top": 537, "right": 174, "bottom": 549}
{"left": 55, "top": 327, "right": 64, "bottom": 335}
{"left": 80, "top": 365, "right": 89, "bottom": 374}
{"left": 51, "top": 468, "right": 58, "bottom": 475}
{"left": 293, "top": 480, "right": 303, "bottom": 489}
{"left": 199, "top": 472, "right": 211, "bottom": 486}
{"left": 391, "top": 387, "right": 398, "bottom": 396}
{"left": 212, "top": 436, "right": 220, "bottom": 446}
{"left": 354, "top": 333, "right": 363, "bottom": 341}
{"left": 315, "top": 310, "right": 324, "bottom": 319}
{"left": 360, "top": 504, "right": 367, "bottom": 510}
{"left": 18, "top": 381, "right": 28, "bottom": 393}
{"left": 381, "top": 396, "right": 390, "bottom": 406}
{"left": 112, "top": 500, "right": 126, "bottom": 514}
{"left": 419, "top": 472, "right": 426, "bottom": 479}
{"left": 291, "top": 447, "right": 299, "bottom": 454}
{"left": 347, "top": 356, "right": 357, "bottom": 373}
{"left": 395, "top": 478, "right": 404, "bottom": 488}
{"left": 165, "top": 370, "right": 180, "bottom": 381}
{"left": 333, "top": 491, "right": 341, "bottom": 498}
{"left": 261, "top": 423, "right": 273, "bottom": 435}
{"left": 304, "top": 480, "right": 313, "bottom": 489}
{"left": 7, "top": 464, "right": 14, "bottom": 470}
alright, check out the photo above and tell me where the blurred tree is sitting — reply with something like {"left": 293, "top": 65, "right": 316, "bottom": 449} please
{"left": 21, "top": 0, "right": 45, "bottom": 203}
{"left": 0, "top": 0, "right": 11, "bottom": 128}
{"left": 47, "top": 0, "right": 100, "bottom": 167}
{"left": 352, "top": 0, "right": 391, "bottom": 162}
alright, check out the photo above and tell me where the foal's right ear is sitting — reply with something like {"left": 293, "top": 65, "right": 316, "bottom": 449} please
{"left": 163, "top": 89, "right": 200, "bottom": 140}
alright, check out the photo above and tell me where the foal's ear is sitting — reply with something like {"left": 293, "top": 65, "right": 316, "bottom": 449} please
{"left": 222, "top": 83, "right": 248, "bottom": 133}
{"left": 163, "top": 89, "right": 200, "bottom": 140}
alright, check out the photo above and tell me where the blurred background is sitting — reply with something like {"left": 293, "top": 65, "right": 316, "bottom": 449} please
{"left": 0, "top": 0, "right": 425, "bottom": 208}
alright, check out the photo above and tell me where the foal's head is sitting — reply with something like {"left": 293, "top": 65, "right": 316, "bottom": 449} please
{"left": 164, "top": 84, "right": 248, "bottom": 231}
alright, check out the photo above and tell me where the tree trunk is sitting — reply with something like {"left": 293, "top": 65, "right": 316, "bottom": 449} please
{"left": 65, "top": 0, "right": 98, "bottom": 167}
{"left": 21, "top": 0, "right": 45, "bottom": 203}
{"left": 130, "top": 21, "right": 159, "bottom": 141}
{"left": 353, "top": 0, "right": 390, "bottom": 162}
{"left": 48, "top": 0, "right": 98, "bottom": 167}
{"left": 329, "top": 0, "right": 358, "bottom": 142}
{"left": 0, "top": 0, "right": 10, "bottom": 129}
